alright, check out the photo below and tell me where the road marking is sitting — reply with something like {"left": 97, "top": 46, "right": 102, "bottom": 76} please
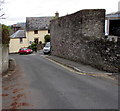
{"left": 46, "top": 57, "right": 83, "bottom": 74}
{"left": 45, "top": 57, "right": 116, "bottom": 80}
{"left": 40, "top": 55, "right": 48, "bottom": 57}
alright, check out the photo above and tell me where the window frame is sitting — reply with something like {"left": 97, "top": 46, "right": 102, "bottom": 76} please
{"left": 34, "top": 30, "right": 38, "bottom": 34}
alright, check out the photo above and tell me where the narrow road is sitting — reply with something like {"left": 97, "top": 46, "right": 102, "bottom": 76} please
{"left": 3, "top": 53, "right": 118, "bottom": 109}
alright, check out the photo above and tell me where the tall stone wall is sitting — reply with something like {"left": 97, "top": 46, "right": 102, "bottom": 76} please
{"left": 50, "top": 9, "right": 119, "bottom": 73}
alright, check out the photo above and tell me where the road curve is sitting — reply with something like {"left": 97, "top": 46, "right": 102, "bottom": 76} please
{"left": 5, "top": 53, "right": 118, "bottom": 109}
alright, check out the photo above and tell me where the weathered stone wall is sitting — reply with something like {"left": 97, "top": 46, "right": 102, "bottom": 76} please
{"left": 50, "top": 9, "right": 120, "bottom": 73}
{"left": 94, "top": 39, "right": 120, "bottom": 72}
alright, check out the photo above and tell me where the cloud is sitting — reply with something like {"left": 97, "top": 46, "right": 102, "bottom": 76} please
{"left": 3, "top": 0, "right": 120, "bottom": 25}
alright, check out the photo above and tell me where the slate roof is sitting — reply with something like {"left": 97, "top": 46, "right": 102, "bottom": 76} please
{"left": 26, "top": 17, "right": 53, "bottom": 31}
{"left": 13, "top": 23, "right": 26, "bottom": 28}
{"left": 10, "top": 30, "right": 26, "bottom": 38}
{"left": 106, "top": 11, "right": 120, "bottom": 18}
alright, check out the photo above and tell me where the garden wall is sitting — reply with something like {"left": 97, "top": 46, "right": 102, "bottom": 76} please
{"left": 0, "top": 44, "right": 9, "bottom": 74}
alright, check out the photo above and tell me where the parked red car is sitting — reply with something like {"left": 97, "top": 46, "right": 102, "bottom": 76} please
{"left": 19, "top": 48, "right": 33, "bottom": 54}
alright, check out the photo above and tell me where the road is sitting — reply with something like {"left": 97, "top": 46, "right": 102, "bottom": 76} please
{"left": 2, "top": 53, "right": 118, "bottom": 109}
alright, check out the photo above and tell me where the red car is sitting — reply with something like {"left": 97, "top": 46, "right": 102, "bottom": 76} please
{"left": 19, "top": 48, "right": 33, "bottom": 54}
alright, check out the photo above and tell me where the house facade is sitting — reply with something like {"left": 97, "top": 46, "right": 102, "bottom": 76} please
{"left": 9, "top": 17, "right": 52, "bottom": 53}
{"left": 26, "top": 17, "right": 52, "bottom": 45}
{"left": 9, "top": 30, "right": 28, "bottom": 53}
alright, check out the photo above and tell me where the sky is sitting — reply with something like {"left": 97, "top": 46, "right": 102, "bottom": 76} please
{"left": 0, "top": 0, "right": 120, "bottom": 25}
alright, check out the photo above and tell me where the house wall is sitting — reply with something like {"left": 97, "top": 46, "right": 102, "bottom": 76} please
{"left": 0, "top": 45, "right": 9, "bottom": 74}
{"left": 26, "top": 30, "right": 48, "bottom": 44}
{"left": 9, "top": 38, "right": 28, "bottom": 53}
{"left": 51, "top": 9, "right": 120, "bottom": 73}
{"left": 9, "top": 30, "right": 49, "bottom": 53}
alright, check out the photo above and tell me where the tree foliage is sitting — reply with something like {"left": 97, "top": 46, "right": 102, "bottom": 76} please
{"left": 28, "top": 43, "right": 37, "bottom": 51}
{"left": 44, "top": 34, "right": 50, "bottom": 43}
{"left": 2, "top": 24, "right": 10, "bottom": 44}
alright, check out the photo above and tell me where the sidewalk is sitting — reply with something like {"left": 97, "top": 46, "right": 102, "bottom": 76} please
{"left": 46, "top": 55, "right": 114, "bottom": 76}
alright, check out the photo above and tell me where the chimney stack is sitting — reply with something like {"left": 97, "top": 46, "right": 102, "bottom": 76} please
{"left": 55, "top": 11, "right": 59, "bottom": 18}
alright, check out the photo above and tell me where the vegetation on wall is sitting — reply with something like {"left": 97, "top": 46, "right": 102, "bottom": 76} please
{"left": 2, "top": 24, "right": 10, "bottom": 44}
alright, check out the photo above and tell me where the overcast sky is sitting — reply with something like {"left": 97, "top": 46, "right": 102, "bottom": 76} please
{"left": 1, "top": 0, "right": 120, "bottom": 25}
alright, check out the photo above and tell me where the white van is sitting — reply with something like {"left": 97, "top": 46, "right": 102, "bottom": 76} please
{"left": 43, "top": 42, "right": 51, "bottom": 54}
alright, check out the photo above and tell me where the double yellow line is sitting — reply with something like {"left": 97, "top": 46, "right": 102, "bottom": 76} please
{"left": 45, "top": 57, "right": 116, "bottom": 80}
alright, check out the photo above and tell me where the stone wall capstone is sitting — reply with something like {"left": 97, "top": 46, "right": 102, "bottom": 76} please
{"left": 50, "top": 9, "right": 120, "bottom": 73}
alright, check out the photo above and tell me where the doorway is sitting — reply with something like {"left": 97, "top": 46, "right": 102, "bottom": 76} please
{"left": 34, "top": 38, "right": 39, "bottom": 44}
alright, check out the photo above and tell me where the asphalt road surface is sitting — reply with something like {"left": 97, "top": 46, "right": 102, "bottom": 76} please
{"left": 2, "top": 53, "right": 118, "bottom": 109}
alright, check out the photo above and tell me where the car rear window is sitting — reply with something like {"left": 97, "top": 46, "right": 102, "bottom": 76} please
{"left": 23, "top": 48, "right": 28, "bottom": 50}
{"left": 45, "top": 42, "right": 50, "bottom": 47}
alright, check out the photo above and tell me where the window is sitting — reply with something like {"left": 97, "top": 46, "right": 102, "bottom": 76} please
{"left": 20, "top": 38, "right": 23, "bottom": 43}
{"left": 48, "top": 29, "right": 50, "bottom": 33}
{"left": 34, "top": 30, "right": 38, "bottom": 34}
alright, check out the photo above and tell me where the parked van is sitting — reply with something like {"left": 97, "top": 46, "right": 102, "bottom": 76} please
{"left": 43, "top": 42, "right": 51, "bottom": 54}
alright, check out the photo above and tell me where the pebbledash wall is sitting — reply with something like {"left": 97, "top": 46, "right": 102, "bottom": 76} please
{"left": 0, "top": 44, "right": 9, "bottom": 74}
{"left": 50, "top": 9, "right": 120, "bottom": 73}
{"left": 2, "top": 45, "right": 9, "bottom": 74}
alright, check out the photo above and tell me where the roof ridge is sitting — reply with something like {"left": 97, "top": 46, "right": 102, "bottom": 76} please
{"left": 26, "top": 16, "right": 53, "bottom": 18}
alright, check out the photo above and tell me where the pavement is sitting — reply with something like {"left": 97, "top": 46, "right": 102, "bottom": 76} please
{"left": 45, "top": 55, "right": 118, "bottom": 78}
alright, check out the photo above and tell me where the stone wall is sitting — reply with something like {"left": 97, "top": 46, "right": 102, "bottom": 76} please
{"left": 50, "top": 9, "right": 120, "bottom": 73}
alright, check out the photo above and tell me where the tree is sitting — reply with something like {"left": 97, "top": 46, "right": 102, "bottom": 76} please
{"left": 2, "top": 24, "right": 10, "bottom": 44}
{"left": 44, "top": 34, "right": 50, "bottom": 43}
{"left": 28, "top": 43, "right": 37, "bottom": 52}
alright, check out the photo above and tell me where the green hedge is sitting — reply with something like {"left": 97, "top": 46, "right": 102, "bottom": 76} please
{"left": 2, "top": 25, "right": 10, "bottom": 44}
{"left": 44, "top": 34, "right": 50, "bottom": 43}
